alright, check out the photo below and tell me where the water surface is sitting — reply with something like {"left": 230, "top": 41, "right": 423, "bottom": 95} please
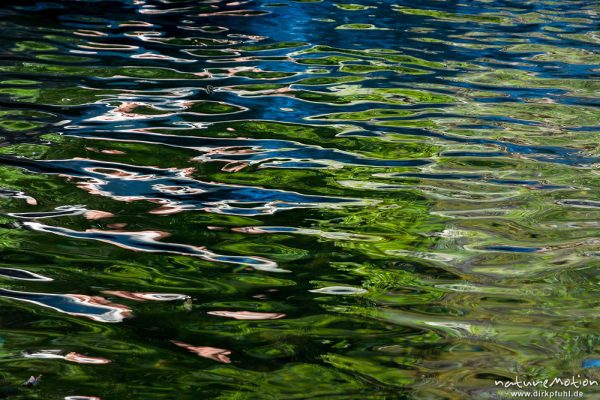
{"left": 0, "top": 0, "right": 598, "bottom": 398}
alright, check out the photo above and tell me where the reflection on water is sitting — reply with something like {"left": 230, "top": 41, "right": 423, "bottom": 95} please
{"left": 0, "top": 0, "right": 598, "bottom": 398}
{"left": 23, "top": 350, "right": 111, "bottom": 365}
{"left": 0, "top": 289, "right": 131, "bottom": 322}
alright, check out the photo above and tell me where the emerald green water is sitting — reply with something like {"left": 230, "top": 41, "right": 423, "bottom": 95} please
{"left": 0, "top": 0, "right": 598, "bottom": 398}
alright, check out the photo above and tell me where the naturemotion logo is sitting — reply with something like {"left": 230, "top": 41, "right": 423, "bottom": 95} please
{"left": 495, "top": 375, "right": 599, "bottom": 390}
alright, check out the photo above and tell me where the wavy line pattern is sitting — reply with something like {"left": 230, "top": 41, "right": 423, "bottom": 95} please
{"left": 0, "top": 0, "right": 597, "bottom": 398}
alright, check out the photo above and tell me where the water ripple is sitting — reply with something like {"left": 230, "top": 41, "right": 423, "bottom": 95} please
{"left": 0, "top": 0, "right": 597, "bottom": 397}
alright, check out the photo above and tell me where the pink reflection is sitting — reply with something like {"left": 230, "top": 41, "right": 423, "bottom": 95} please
{"left": 101, "top": 150, "right": 126, "bottom": 155}
{"left": 171, "top": 341, "right": 231, "bottom": 363}
{"left": 24, "top": 350, "right": 110, "bottom": 364}
{"left": 84, "top": 210, "right": 114, "bottom": 220}
{"left": 107, "top": 223, "right": 127, "bottom": 229}
{"left": 69, "top": 295, "right": 133, "bottom": 320}
{"left": 102, "top": 291, "right": 189, "bottom": 302}
{"left": 2, "top": 189, "right": 37, "bottom": 205}
{"left": 85, "top": 147, "right": 127, "bottom": 154}
{"left": 221, "top": 162, "right": 249, "bottom": 172}
{"left": 232, "top": 226, "right": 266, "bottom": 234}
{"left": 64, "top": 352, "right": 111, "bottom": 364}
{"left": 207, "top": 311, "right": 285, "bottom": 320}
{"left": 82, "top": 166, "right": 162, "bottom": 181}
{"left": 80, "top": 294, "right": 134, "bottom": 310}
{"left": 115, "top": 102, "right": 139, "bottom": 114}
{"left": 181, "top": 167, "right": 196, "bottom": 177}
{"left": 230, "top": 66, "right": 261, "bottom": 74}
{"left": 89, "top": 102, "right": 174, "bottom": 122}
{"left": 148, "top": 204, "right": 194, "bottom": 215}
{"left": 207, "top": 148, "right": 257, "bottom": 156}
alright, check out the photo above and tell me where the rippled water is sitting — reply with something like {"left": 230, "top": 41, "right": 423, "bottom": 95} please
{"left": 0, "top": 0, "right": 598, "bottom": 398}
